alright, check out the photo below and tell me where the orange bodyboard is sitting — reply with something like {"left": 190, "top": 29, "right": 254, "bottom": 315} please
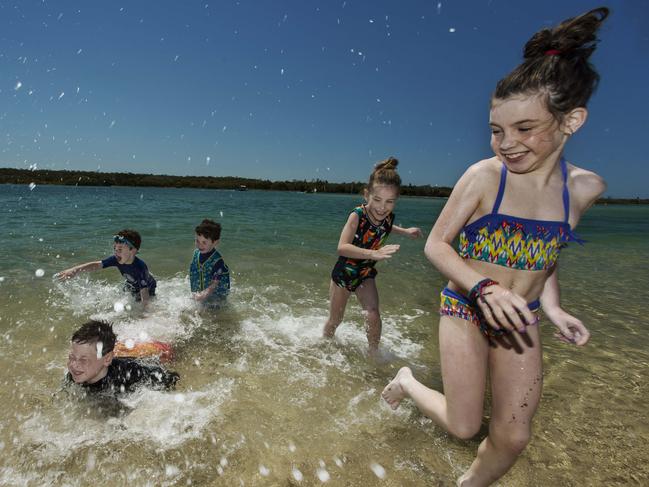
{"left": 114, "top": 340, "right": 174, "bottom": 363}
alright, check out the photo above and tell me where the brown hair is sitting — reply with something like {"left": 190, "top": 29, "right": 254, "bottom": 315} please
{"left": 368, "top": 156, "right": 401, "bottom": 192}
{"left": 116, "top": 229, "right": 142, "bottom": 250}
{"left": 71, "top": 320, "right": 116, "bottom": 355}
{"left": 493, "top": 7, "right": 609, "bottom": 120}
{"left": 195, "top": 219, "right": 222, "bottom": 241}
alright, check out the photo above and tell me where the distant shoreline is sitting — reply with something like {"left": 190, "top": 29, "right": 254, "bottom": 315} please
{"left": 1, "top": 167, "right": 647, "bottom": 204}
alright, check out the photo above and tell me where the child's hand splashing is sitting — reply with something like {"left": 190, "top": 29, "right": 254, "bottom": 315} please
{"left": 373, "top": 244, "right": 400, "bottom": 261}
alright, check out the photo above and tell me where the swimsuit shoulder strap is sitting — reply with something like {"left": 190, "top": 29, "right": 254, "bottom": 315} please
{"left": 491, "top": 162, "right": 508, "bottom": 214}
{"left": 561, "top": 157, "right": 570, "bottom": 223}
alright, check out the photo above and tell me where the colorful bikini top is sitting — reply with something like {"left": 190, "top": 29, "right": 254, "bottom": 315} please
{"left": 458, "top": 158, "right": 583, "bottom": 271}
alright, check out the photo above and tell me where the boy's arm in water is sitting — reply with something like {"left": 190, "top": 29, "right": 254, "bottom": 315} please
{"left": 56, "top": 261, "right": 103, "bottom": 280}
{"left": 540, "top": 265, "right": 590, "bottom": 346}
{"left": 336, "top": 211, "right": 400, "bottom": 261}
{"left": 139, "top": 287, "right": 150, "bottom": 306}
{"left": 391, "top": 225, "right": 423, "bottom": 239}
{"left": 193, "top": 278, "right": 220, "bottom": 302}
{"left": 425, "top": 160, "right": 536, "bottom": 332}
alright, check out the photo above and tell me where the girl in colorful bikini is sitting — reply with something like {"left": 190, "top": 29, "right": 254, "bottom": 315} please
{"left": 323, "top": 157, "right": 423, "bottom": 353}
{"left": 382, "top": 8, "right": 608, "bottom": 486}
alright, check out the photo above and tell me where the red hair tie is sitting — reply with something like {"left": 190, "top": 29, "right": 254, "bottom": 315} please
{"left": 544, "top": 49, "right": 562, "bottom": 56}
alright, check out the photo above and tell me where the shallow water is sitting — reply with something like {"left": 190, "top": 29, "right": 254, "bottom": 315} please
{"left": 1, "top": 184, "right": 648, "bottom": 486}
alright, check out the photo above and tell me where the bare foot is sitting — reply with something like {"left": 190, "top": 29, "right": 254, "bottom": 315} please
{"left": 381, "top": 367, "right": 413, "bottom": 410}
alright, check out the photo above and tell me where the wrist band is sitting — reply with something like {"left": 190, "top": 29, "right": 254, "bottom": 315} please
{"left": 468, "top": 278, "right": 499, "bottom": 304}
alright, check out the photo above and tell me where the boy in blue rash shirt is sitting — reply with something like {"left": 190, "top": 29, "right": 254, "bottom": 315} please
{"left": 57, "top": 229, "right": 157, "bottom": 305}
{"left": 190, "top": 219, "right": 230, "bottom": 307}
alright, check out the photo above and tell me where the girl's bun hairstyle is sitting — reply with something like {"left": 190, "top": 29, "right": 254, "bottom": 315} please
{"left": 493, "top": 7, "right": 609, "bottom": 119}
{"left": 368, "top": 156, "right": 401, "bottom": 191}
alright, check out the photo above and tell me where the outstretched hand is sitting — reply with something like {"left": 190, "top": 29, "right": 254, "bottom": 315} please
{"left": 544, "top": 307, "right": 590, "bottom": 346}
{"left": 476, "top": 284, "right": 537, "bottom": 333}
{"left": 373, "top": 244, "right": 400, "bottom": 261}
{"left": 404, "top": 227, "right": 424, "bottom": 239}
{"left": 55, "top": 269, "right": 75, "bottom": 281}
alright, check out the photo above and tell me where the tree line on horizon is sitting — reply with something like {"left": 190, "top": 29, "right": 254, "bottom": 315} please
{"left": 0, "top": 167, "right": 453, "bottom": 197}
{"left": 1, "top": 167, "right": 646, "bottom": 203}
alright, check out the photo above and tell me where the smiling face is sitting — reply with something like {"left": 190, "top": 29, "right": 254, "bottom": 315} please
{"left": 67, "top": 341, "right": 112, "bottom": 384}
{"left": 489, "top": 94, "right": 567, "bottom": 174}
{"left": 195, "top": 234, "right": 218, "bottom": 254}
{"left": 113, "top": 242, "right": 137, "bottom": 265}
{"left": 364, "top": 184, "right": 399, "bottom": 223}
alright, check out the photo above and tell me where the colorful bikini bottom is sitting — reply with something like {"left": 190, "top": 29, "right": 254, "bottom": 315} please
{"left": 439, "top": 287, "right": 540, "bottom": 338}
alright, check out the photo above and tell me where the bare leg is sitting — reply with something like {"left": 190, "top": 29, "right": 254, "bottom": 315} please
{"left": 355, "top": 278, "right": 381, "bottom": 352}
{"left": 323, "top": 280, "right": 351, "bottom": 338}
{"left": 382, "top": 315, "right": 489, "bottom": 439}
{"left": 458, "top": 326, "right": 543, "bottom": 486}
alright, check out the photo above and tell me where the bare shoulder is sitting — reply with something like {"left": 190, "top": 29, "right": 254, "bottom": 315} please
{"left": 456, "top": 157, "right": 501, "bottom": 192}
{"left": 345, "top": 209, "right": 360, "bottom": 225}
{"left": 566, "top": 162, "right": 607, "bottom": 209}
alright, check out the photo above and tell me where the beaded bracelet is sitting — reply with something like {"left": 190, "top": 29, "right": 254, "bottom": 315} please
{"left": 468, "top": 278, "right": 499, "bottom": 305}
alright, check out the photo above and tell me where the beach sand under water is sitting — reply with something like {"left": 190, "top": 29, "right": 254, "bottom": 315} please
{"left": 1, "top": 184, "right": 648, "bottom": 486}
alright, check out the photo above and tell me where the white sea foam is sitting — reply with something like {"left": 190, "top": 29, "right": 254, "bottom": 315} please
{"left": 52, "top": 275, "right": 202, "bottom": 344}
{"left": 20, "top": 378, "right": 234, "bottom": 460}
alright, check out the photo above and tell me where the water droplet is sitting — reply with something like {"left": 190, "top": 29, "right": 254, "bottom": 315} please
{"left": 35, "top": 269, "right": 45, "bottom": 277}
{"left": 124, "top": 338, "right": 135, "bottom": 349}
{"left": 29, "top": 182, "right": 36, "bottom": 191}
{"left": 370, "top": 462, "right": 386, "bottom": 479}
{"left": 449, "top": 27, "right": 456, "bottom": 33}
{"left": 292, "top": 467, "right": 303, "bottom": 481}
{"left": 316, "top": 467, "right": 330, "bottom": 482}
{"left": 259, "top": 465, "right": 270, "bottom": 476}
{"left": 113, "top": 302, "right": 125, "bottom": 313}
{"left": 14, "top": 81, "right": 22, "bottom": 91}
{"left": 86, "top": 451, "right": 96, "bottom": 471}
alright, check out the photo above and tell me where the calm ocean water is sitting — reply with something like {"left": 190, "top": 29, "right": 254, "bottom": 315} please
{"left": 1, "top": 183, "right": 648, "bottom": 486}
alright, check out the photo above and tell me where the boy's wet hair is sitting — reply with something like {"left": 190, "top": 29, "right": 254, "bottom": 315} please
{"left": 493, "top": 7, "right": 609, "bottom": 120}
{"left": 368, "top": 156, "right": 401, "bottom": 193}
{"left": 115, "top": 229, "right": 142, "bottom": 250}
{"left": 71, "top": 320, "right": 117, "bottom": 355}
{"left": 195, "top": 219, "right": 222, "bottom": 241}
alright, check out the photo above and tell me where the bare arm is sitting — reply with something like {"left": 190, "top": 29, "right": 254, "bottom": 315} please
{"left": 539, "top": 265, "right": 561, "bottom": 311}
{"left": 56, "top": 261, "right": 102, "bottom": 280}
{"left": 391, "top": 224, "right": 424, "bottom": 239}
{"left": 336, "top": 212, "right": 400, "bottom": 261}
{"left": 193, "top": 278, "right": 220, "bottom": 302}
{"left": 568, "top": 164, "right": 607, "bottom": 227}
{"left": 424, "top": 164, "right": 488, "bottom": 291}
{"left": 540, "top": 264, "right": 590, "bottom": 346}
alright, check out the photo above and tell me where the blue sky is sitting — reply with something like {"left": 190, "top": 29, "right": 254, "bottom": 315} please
{"left": 1, "top": 1, "right": 647, "bottom": 197}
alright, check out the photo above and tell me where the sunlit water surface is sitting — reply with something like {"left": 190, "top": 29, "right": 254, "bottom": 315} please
{"left": 0, "top": 184, "right": 647, "bottom": 486}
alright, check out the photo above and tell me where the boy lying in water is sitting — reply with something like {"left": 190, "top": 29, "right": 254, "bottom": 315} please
{"left": 65, "top": 320, "right": 179, "bottom": 395}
